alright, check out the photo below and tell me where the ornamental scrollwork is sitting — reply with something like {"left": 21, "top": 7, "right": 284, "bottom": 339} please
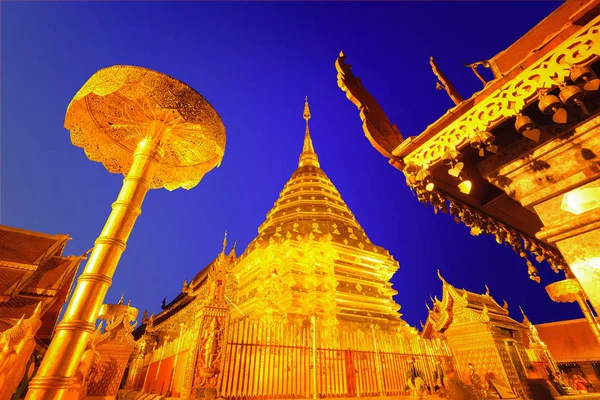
{"left": 403, "top": 16, "right": 600, "bottom": 167}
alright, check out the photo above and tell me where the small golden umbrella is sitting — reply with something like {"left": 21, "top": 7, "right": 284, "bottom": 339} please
{"left": 27, "top": 66, "right": 225, "bottom": 398}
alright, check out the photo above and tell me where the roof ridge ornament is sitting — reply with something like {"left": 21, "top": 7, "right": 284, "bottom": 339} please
{"left": 430, "top": 56, "right": 463, "bottom": 105}
{"left": 335, "top": 51, "right": 404, "bottom": 164}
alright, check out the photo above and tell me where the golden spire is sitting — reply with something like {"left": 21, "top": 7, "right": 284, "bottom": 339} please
{"left": 298, "top": 96, "right": 320, "bottom": 168}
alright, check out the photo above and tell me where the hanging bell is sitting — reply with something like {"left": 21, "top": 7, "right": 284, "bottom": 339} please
{"left": 479, "top": 131, "right": 495, "bottom": 146}
{"left": 538, "top": 93, "right": 567, "bottom": 124}
{"left": 416, "top": 168, "right": 435, "bottom": 192}
{"left": 515, "top": 114, "right": 541, "bottom": 142}
{"left": 570, "top": 65, "right": 593, "bottom": 84}
{"left": 570, "top": 65, "right": 600, "bottom": 91}
{"left": 404, "top": 162, "right": 419, "bottom": 175}
{"left": 470, "top": 135, "right": 482, "bottom": 148}
{"left": 559, "top": 85, "right": 590, "bottom": 115}
{"left": 559, "top": 84, "right": 584, "bottom": 106}
{"left": 442, "top": 151, "right": 454, "bottom": 165}
{"left": 560, "top": 84, "right": 590, "bottom": 116}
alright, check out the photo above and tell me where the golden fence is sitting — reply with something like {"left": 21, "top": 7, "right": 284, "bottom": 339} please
{"left": 217, "top": 318, "right": 453, "bottom": 399}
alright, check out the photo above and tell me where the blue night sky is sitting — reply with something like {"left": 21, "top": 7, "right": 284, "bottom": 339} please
{"left": 1, "top": 1, "right": 580, "bottom": 328}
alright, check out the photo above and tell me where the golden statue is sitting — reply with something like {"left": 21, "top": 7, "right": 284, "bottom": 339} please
{"left": 27, "top": 66, "right": 225, "bottom": 398}
{"left": 0, "top": 303, "right": 42, "bottom": 400}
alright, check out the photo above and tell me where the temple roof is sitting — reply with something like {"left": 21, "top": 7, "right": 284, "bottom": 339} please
{"left": 0, "top": 225, "right": 83, "bottom": 344}
{"left": 395, "top": 0, "right": 600, "bottom": 160}
{"left": 138, "top": 241, "right": 236, "bottom": 332}
{"left": 422, "top": 271, "right": 525, "bottom": 336}
{"left": 535, "top": 318, "right": 600, "bottom": 363}
{"left": 0, "top": 225, "right": 69, "bottom": 265}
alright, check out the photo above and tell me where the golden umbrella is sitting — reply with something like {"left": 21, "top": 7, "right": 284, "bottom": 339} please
{"left": 26, "top": 66, "right": 225, "bottom": 398}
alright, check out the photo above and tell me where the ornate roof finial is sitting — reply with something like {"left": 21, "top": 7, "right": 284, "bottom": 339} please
{"left": 437, "top": 269, "right": 447, "bottom": 285}
{"left": 230, "top": 240, "right": 238, "bottom": 255}
{"left": 222, "top": 230, "right": 228, "bottom": 253}
{"left": 503, "top": 299, "right": 509, "bottom": 310}
{"left": 484, "top": 285, "right": 490, "bottom": 296}
{"left": 119, "top": 293, "right": 124, "bottom": 305}
{"left": 299, "top": 96, "right": 320, "bottom": 168}
{"left": 520, "top": 306, "right": 531, "bottom": 324}
{"left": 430, "top": 56, "right": 463, "bottom": 105}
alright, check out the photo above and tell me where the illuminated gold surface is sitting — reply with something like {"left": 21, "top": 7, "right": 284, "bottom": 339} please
{"left": 66, "top": 65, "right": 226, "bottom": 191}
{"left": 561, "top": 187, "right": 600, "bottom": 215}
{"left": 26, "top": 66, "right": 224, "bottom": 399}
{"left": 423, "top": 273, "right": 531, "bottom": 398}
{"left": 83, "top": 302, "right": 139, "bottom": 398}
{"left": 0, "top": 302, "right": 42, "bottom": 399}
{"left": 122, "top": 101, "right": 458, "bottom": 399}
{"left": 335, "top": 2, "right": 600, "bottom": 345}
{"left": 545, "top": 279, "right": 600, "bottom": 344}
{"left": 399, "top": 15, "right": 600, "bottom": 168}
{"left": 233, "top": 98, "right": 407, "bottom": 331}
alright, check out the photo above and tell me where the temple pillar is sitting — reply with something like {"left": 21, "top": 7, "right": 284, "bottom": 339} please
{"left": 189, "top": 279, "right": 230, "bottom": 399}
{"left": 482, "top": 114, "right": 600, "bottom": 317}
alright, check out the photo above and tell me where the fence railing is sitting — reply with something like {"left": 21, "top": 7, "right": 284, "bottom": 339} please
{"left": 217, "top": 318, "right": 453, "bottom": 399}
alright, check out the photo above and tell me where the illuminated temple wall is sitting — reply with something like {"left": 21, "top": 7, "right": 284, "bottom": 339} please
{"left": 121, "top": 101, "right": 456, "bottom": 399}
{"left": 125, "top": 312, "right": 453, "bottom": 399}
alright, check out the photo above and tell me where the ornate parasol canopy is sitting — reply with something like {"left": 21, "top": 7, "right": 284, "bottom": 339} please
{"left": 65, "top": 65, "right": 226, "bottom": 190}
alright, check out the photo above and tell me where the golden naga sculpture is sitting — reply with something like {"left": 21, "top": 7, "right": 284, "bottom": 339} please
{"left": 430, "top": 57, "right": 463, "bottom": 105}
{"left": 335, "top": 51, "right": 404, "bottom": 163}
{"left": 0, "top": 302, "right": 42, "bottom": 400}
{"left": 27, "top": 66, "right": 225, "bottom": 398}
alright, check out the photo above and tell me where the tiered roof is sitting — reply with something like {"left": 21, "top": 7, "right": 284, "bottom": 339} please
{"left": 0, "top": 225, "right": 84, "bottom": 342}
{"left": 234, "top": 99, "right": 405, "bottom": 327}
{"left": 422, "top": 271, "right": 525, "bottom": 337}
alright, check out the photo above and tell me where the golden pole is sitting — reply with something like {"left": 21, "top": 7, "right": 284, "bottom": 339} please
{"left": 28, "top": 65, "right": 225, "bottom": 398}
{"left": 576, "top": 295, "right": 600, "bottom": 344}
{"left": 27, "top": 135, "right": 165, "bottom": 398}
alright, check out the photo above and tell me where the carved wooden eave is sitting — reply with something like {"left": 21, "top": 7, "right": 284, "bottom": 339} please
{"left": 396, "top": 5, "right": 600, "bottom": 166}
